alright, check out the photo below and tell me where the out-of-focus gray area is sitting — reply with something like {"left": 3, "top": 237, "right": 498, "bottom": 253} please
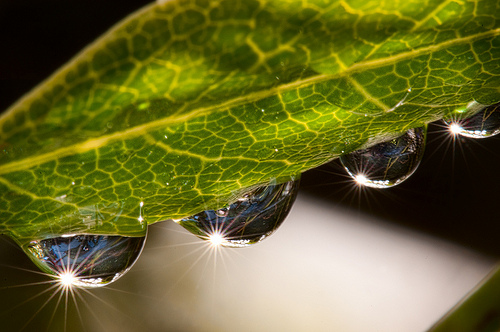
{"left": 0, "top": 194, "right": 495, "bottom": 332}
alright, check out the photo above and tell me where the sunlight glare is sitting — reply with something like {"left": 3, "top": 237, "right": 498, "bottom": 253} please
{"left": 448, "top": 123, "right": 463, "bottom": 136}
{"left": 208, "top": 232, "right": 226, "bottom": 248}
{"left": 58, "top": 272, "right": 78, "bottom": 288}
{"left": 354, "top": 174, "right": 369, "bottom": 186}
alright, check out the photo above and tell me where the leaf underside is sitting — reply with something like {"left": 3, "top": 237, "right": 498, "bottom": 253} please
{"left": 0, "top": 0, "right": 499, "bottom": 243}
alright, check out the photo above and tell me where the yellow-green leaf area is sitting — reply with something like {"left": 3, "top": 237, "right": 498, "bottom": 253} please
{"left": 0, "top": 0, "right": 499, "bottom": 243}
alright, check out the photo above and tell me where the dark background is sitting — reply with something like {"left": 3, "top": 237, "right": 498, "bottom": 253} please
{"left": 0, "top": 2, "right": 499, "bottom": 330}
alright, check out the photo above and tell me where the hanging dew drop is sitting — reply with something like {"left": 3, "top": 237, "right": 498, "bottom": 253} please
{"left": 340, "top": 127, "right": 426, "bottom": 188}
{"left": 444, "top": 102, "right": 500, "bottom": 138}
{"left": 22, "top": 233, "right": 146, "bottom": 288}
{"left": 177, "top": 177, "right": 300, "bottom": 248}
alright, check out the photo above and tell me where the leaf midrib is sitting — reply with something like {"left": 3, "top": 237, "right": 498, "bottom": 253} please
{"left": 0, "top": 28, "right": 498, "bottom": 176}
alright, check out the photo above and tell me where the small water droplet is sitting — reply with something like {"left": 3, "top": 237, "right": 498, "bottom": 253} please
{"left": 340, "top": 127, "right": 426, "bottom": 188}
{"left": 55, "top": 194, "right": 67, "bottom": 202}
{"left": 215, "top": 208, "right": 229, "bottom": 217}
{"left": 178, "top": 177, "right": 300, "bottom": 247}
{"left": 23, "top": 234, "right": 146, "bottom": 288}
{"left": 444, "top": 102, "right": 500, "bottom": 138}
{"left": 138, "top": 201, "right": 145, "bottom": 223}
{"left": 137, "top": 101, "right": 150, "bottom": 110}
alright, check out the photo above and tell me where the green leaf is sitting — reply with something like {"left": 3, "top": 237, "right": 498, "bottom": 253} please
{"left": 0, "top": 0, "right": 499, "bottom": 243}
{"left": 430, "top": 264, "right": 500, "bottom": 332}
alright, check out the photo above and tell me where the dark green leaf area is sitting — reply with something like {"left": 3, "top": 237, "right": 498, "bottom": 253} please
{"left": 0, "top": 0, "right": 499, "bottom": 240}
{"left": 0, "top": 145, "right": 147, "bottom": 241}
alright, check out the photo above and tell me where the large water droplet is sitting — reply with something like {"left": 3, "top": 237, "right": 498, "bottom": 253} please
{"left": 340, "top": 127, "right": 426, "bottom": 188}
{"left": 23, "top": 233, "right": 146, "bottom": 288}
{"left": 178, "top": 177, "right": 299, "bottom": 248}
{"left": 445, "top": 102, "right": 500, "bottom": 138}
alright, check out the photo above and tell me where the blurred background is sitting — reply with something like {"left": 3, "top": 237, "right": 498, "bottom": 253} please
{"left": 0, "top": 1, "right": 499, "bottom": 331}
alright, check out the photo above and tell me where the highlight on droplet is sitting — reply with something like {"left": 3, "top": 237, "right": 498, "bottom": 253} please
{"left": 208, "top": 231, "right": 227, "bottom": 248}
{"left": 448, "top": 122, "right": 464, "bottom": 136}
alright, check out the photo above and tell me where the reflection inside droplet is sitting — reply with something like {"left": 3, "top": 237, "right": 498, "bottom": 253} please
{"left": 178, "top": 177, "right": 300, "bottom": 248}
{"left": 23, "top": 233, "right": 146, "bottom": 288}
{"left": 445, "top": 102, "right": 500, "bottom": 138}
{"left": 340, "top": 127, "right": 426, "bottom": 188}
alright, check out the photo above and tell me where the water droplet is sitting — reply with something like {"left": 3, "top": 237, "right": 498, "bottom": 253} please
{"left": 23, "top": 234, "right": 146, "bottom": 288}
{"left": 138, "top": 201, "right": 145, "bottom": 223}
{"left": 137, "top": 101, "right": 150, "bottom": 110}
{"left": 215, "top": 208, "right": 229, "bottom": 217}
{"left": 178, "top": 177, "right": 300, "bottom": 247}
{"left": 444, "top": 102, "right": 500, "bottom": 138}
{"left": 340, "top": 127, "right": 426, "bottom": 188}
